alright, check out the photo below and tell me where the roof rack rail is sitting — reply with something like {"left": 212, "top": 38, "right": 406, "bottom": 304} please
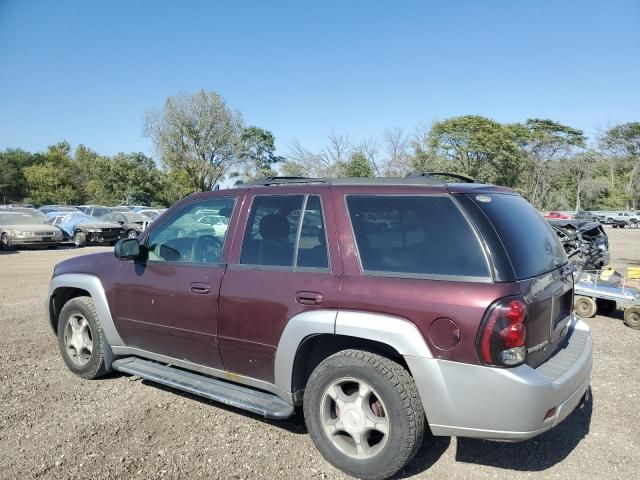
{"left": 405, "top": 171, "right": 476, "bottom": 183}
{"left": 243, "top": 176, "right": 327, "bottom": 186}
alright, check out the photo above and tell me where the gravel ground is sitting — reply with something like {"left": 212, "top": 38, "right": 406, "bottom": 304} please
{"left": 1, "top": 228, "right": 639, "bottom": 480}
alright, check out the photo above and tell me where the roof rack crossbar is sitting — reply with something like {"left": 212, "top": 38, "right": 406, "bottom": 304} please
{"left": 405, "top": 171, "right": 476, "bottom": 183}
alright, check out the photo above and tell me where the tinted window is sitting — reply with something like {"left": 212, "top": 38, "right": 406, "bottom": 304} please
{"left": 467, "top": 193, "right": 566, "bottom": 279}
{"left": 240, "top": 195, "right": 303, "bottom": 266}
{"left": 296, "top": 195, "right": 329, "bottom": 269}
{"left": 346, "top": 195, "right": 490, "bottom": 278}
{"left": 147, "top": 197, "right": 235, "bottom": 265}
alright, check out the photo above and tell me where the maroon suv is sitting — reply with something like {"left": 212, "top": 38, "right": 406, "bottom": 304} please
{"left": 46, "top": 175, "right": 592, "bottom": 480}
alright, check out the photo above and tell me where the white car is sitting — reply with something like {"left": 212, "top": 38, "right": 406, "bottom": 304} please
{"left": 196, "top": 214, "right": 229, "bottom": 236}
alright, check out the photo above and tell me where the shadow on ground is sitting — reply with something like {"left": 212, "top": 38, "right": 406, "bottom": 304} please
{"left": 454, "top": 391, "right": 593, "bottom": 471}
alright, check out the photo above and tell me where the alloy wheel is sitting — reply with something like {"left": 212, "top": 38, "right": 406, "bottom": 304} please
{"left": 320, "top": 377, "right": 390, "bottom": 460}
{"left": 63, "top": 313, "right": 93, "bottom": 366}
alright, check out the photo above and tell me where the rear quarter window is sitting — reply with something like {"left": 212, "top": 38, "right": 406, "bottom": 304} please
{"left": 346, "top": 195, "right": 490, "bottom": 280}
{"left": 466, "top": 193, "right": 566, "bottom": 279}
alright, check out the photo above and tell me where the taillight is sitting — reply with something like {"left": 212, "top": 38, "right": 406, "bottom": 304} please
{"left": 478, "top": 297, "right": 527, "bottom": 367}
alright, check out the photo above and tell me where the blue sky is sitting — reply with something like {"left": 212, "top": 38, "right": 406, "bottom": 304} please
{"left": 0, "top": 0, "right": 638, "bottom": 158}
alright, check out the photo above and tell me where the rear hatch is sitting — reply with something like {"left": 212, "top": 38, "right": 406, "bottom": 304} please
{"left": 456, "top": 190, "right": 573, "bottom": 367}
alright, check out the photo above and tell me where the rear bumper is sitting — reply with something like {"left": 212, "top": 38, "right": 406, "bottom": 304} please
{"left": 406, "top": 316, "right": 592, "bottom": 441}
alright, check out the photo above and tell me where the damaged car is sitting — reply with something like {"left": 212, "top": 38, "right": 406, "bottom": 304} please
{"left": 46, "top": 212, "right": 124, "bottom": 247}
{"left": 548, "top": 219, "right": 610, "bottom": 270}
{"left": 99, "top": 211, "right": 151, "bottom": 239}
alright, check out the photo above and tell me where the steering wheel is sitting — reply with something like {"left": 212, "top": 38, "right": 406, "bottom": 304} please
{"left": 190, "top": 235, "right": 222, "bottom": 264}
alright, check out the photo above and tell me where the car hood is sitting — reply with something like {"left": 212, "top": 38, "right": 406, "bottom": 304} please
{"left": 76, "top": 222, "right": 122, "bottom": 229}
{"left": 53, "top": 252, "right": 116, "bottom": 277}
{"left": 3, "top": 224, "right": 63, "bottom": 234}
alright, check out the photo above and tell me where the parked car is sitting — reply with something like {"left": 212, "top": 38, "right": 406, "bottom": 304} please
{"left": 39, "top": 205, "right": 80, "bottom": 215}
{"left": 46, "top": 212, "right": 124, "bottom": 247}
{"left": 111, "top": 206, "right": 132, "bottom": 212}
{"left": 137, "top": 208, "right": 166, "bottom": 221}
{"left": 0, "top": 209, "right": 64, "bottom": 250}
{"left": 100, "top": 211, "right": 151, "bottom": 239}
{"left": 46, "top": 175, "right": 592, "bottom": 480}
{"left": 127, "top": 205, "right": 150, "bottom": 212}
{"left": 195, "top": 213, "right": 229, "bottom": 236}
{"left": 83, "top": 206, "right": 112, "bottom": 218}
{"left": 543, "top": 210, "right": 574, "bottom": 219}
{"left": 604, "top": 211, "right": 639, "bottom": 228}
{"left": 573, "top": 210, "right": 601, "bottom": 222}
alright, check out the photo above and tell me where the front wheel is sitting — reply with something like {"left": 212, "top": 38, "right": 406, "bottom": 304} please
{"left": 624, "top": 306, "right": 640, "bottom": 329}
{"left": 57, "top": 296, "right": 108, "bottom": 378}
{"left": 1, "top": 233, "right": 14, "bottom": 251}
{"left": 303, "top": 350, "right": 425, "bottom": 480}
{"left": 74, "top": 231, "right": 86, "bottom": 248}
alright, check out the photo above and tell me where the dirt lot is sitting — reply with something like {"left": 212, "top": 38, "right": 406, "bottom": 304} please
{"left": 1, "top": 229, "right": 639, "bottom": 480}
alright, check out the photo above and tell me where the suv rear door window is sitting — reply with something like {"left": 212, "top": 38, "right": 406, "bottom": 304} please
{"left": 346, "top": 195, "right": 490, "bottom": 279}
{"left": 241, "top": 195, "right": 304, "bottom": 267}
{"left": 466, "top": 193, "right": 566, "bottom": 279}
{"left": 240, "top": 194, "right": 329, "bottom": 269}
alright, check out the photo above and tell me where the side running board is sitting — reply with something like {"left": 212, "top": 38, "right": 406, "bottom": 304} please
{"left": 112, "top": 357, "right": 294, "bottom": 420}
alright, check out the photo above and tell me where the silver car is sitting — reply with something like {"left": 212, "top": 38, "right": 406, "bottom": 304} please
{"left": 0, "top": 210, "right": 64, "bottom": 250}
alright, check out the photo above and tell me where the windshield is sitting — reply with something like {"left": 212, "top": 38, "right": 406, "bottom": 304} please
{"left": 0, "top": 212, "right": 46, "bottom": 225}
{"left": 141, "top": 210, "right": 159, "bottom": 220}
{"left": 466, "top": 193, "right": 567, "bottom": 279}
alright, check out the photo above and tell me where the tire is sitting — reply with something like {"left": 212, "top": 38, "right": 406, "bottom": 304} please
{"left": 596, "top": 299, "right": 617, "bottom": 316}
{"left": 1, "top": 233, "right": 14, "bottom": 251}
{"left": 303, "top": 349, "right": 425, "bottom": 480}
{"left": 57, "top": 296, "right": 108, "bottom": 379}
{"left": 575, "top": 296, "right": 597, "bottom": 318}
{"left": 74, "top": 231, "right": 86, "bottom": 248}
{"left": 623, "top": 306, "right": 640, "bottom": 330}
{"left": 612, "top": 224, "right": 618, "bottom": 229}
{"left": 127, "top": 229, "right": 138, "bottom": 239}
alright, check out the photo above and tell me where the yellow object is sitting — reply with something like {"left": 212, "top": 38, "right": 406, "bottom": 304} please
{"left": 600, "top": 269, "right": 615, "bottom": 280}
{"left": 628, "top": 267, "right": 640, "bottom": 279}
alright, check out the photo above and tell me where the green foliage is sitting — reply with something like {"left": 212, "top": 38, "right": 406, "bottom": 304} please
{"left": 0, "top": 149, "right": 45, "bottom": 202}
{"left": 23, "top": 147, "right": 81, "bottom": 205}
{"left": 236, "top": 126, "right": 283, "bottom": 181}
{"left": 338, "top": 152, "right": 374, "bottom": 177}
{"left": 424, "top": 115, "right": 523, "bottom": 187}
{"left": 143, "top": 90, "right": 244, "bottom": 192}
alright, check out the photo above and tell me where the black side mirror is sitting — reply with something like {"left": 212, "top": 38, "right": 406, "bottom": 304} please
{"left": 114, "top": 238, "right": 145, "bottom": 260}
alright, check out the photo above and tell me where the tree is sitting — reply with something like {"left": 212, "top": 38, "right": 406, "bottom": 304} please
{"left": 0, "top": 149, "right": 44, "bottom": 203}
{"left": 515, "top": 119, "right": 586, "bottom": 209}
{"left": 338, "top": 152, "right": 374, "bottom": 177}
{"left": 425, "top": 115, "right": 523, "bottom": 187}
{"left": 236, "top": 126, "right": 283, "bottom": 181}
{"left": 599, "top": 122, "right": 640, "bottom": 209}
{"left": 23, "top": 143, "right": 80, "bottom": 205}
{"left": 144, "top": 90, "right": 244, "bottom": 192}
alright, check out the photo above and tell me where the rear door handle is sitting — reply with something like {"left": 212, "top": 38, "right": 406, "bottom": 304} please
{"left": 190, "top": 282, "right": 211, "bottom": 295}
{"left": 296, "top": 291, "right": 323, "bottom": 305}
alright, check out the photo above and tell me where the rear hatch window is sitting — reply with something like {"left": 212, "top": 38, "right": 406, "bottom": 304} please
{"left": 346, "top": 195, "right": 491, "bottom": 280}
{"left": 466, "top": 193, "right": 567, "bottom": 279}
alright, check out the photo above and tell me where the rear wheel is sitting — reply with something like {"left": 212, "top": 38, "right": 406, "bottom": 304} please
{"left": 596, "top": 299, "right": 617, "bottom": 316}
{"left": 575, "top": 296, "right": 597, "bottom": 318}
{"left": 303, "top": 350, "right": 425, "bottom": 480}
{"left": 623, "top": 306, "right": 640, "bottom": 329}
